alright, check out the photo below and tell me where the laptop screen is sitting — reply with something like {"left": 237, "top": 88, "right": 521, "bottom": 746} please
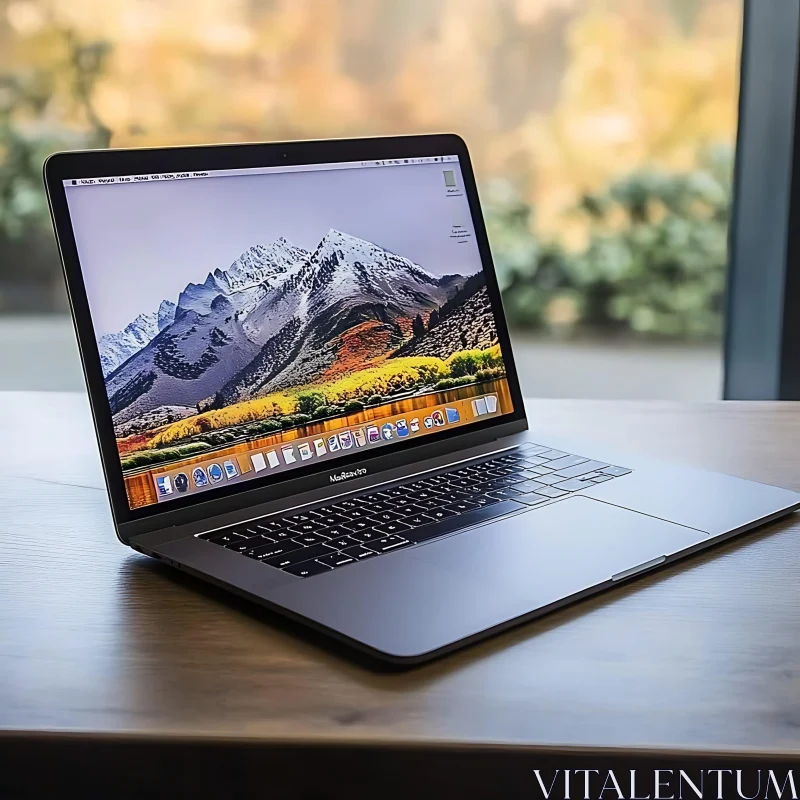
{"left": 62, "top": 155, "right": 515, "bottom": 510}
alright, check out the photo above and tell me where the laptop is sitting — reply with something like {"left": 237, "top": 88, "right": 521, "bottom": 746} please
{"left": 44, "top": 134, "right": 800, "bottom": 664}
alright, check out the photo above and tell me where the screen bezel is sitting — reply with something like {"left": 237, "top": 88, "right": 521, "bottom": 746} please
{"left": 44, "top": 134, "right": 528, "bottom": 537}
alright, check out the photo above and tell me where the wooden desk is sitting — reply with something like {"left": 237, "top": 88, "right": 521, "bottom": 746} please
{"left": 2, "top": 392, "right": 800, "bottom": 795}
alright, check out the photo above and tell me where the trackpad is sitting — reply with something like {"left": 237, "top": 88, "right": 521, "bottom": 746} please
{"left": 416, "top": 496, "right": 708, "bottom": 608}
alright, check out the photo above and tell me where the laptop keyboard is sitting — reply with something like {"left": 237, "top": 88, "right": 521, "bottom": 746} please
{"left": 195, "top": 443, "right": 632, "bottom": 578}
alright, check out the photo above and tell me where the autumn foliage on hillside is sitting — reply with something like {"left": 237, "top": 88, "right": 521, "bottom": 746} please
{"left": 133, "top": 345, "right": 503, "bottom": 450}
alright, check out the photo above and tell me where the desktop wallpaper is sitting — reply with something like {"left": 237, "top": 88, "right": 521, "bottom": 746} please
{"left": 66, "top": 161, "right": 513, "bottom": 509}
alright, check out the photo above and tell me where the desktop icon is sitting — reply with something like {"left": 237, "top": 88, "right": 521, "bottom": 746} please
{"left": 445, "top": 407, "right": 460, "bottom": 424}
{"left": 424, "top": 416, "right": 434, "bottom": 428}
{"left": 396, "top": 419, "right": 409, "bottom": 437}
{"left": 298, "top": 442, "right": 313, "bottom": 461}
{"left": 223, "top": 460, "right": 238, "bottom": 479}
{"left": 353, "top": 428, "right": 366, "bottom": 447}
{"left": 381, "top": 423, "right": 396, "bottom": 440}
{"left": 472, "top": 397, "right": 488, "bottom": 417}
{"left": 251, "top": 452, "right": 267, "bottom": 473}
{"left": 432, "top": 410, "right": 445, "bottom": 426}
{"left": 192, "top": 467, "right": 209, "bottom": 487}
{"left": 367, "top": 425, "right": 381, "bottom": 443}
{"left": 155, "top": 475, "right": 173, "bottom": 496}
{"left": 327, "top": 435, "right": 341, "bottom": 452}
{"left": 339, "top": 430, "right": 354, "bottom": 449}
{"left": 266, "top": 450, "right": 280, "bottom": 468}
{"left": 313, "top": 438, "right": 327, "bottom": 457}
{"left": 174, "top": 473, "right": 189, "bottom": 493}
{"left": 410, "top": 418, "right": 420, "bottom": 433}
{"left": 485, "top": 395, "right": 498, "bottom": 413}
{"left": 207, "top": 463, "right": 224, "bottom": 483}
{"left": 281, "top": 446, "right": 297, "bottom": 464}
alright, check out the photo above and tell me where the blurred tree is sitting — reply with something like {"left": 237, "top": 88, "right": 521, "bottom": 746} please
{"left": 486, "top": 146, "right": 731, "bottom": 338}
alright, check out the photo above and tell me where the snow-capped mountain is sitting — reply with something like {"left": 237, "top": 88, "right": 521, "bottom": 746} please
{"left": 104, "top": 229, "right": 468, "bottom": 432}
{"left": 98, "top": 300, "right": 177, "bottom": 377}
{"left": 157, "top": 300, "right": 177, "bottom": 330}
{"left": 98, "top": 311, "right": 159, "bottom": 378}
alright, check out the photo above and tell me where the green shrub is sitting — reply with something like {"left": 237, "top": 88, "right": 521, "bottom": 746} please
{"left": 279, "top": 413, "right": 312, "bottom": 429}
{"left": 476, "top": 366, "right": 505, "bottom": 382}
{"left": 295, "top": 390, "right": 326, "bottom": 415}
{"left": 121, "top": 442, "right": 211, "bottom": 470}
{"left": 448, "top": 352, "right": 481, "bottom": 378}
{"left": 246, "top": 418, "right": 282, "bottom": 436}
{"left": 366, "top": 394, "right": 383, "bottom": 405}
{"left": 434, "top": 378, "right": 456, "bottom": 390}
{"left": 343, "top": 399, "right": 364, "bottom": 413}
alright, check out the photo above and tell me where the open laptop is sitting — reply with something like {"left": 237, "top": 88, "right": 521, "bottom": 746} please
{"left": 44, "top": 134, "right": 800, "bottom": 664}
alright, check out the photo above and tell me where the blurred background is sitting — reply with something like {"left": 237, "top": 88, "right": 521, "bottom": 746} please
{"left": 0, "top": 0, "right": 741, "bottom": 399}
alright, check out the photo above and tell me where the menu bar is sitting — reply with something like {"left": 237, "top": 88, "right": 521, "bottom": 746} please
{"left": 63, "top": 155, "right": 460, "bottom": 187}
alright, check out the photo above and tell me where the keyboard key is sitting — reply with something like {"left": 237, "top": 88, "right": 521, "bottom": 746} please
{"left": 591, "top": 474, "right": 614, "bottom": 483}
{"left": 538, "top": 449, "right": 569, "bottom": 460}
{"left": 471, "top": 494, "right": 502, "bottom": 507}
{"left": 403, "top": 512, "right": 436, "bottom": 527}
{"left": 256, "top": 519, "right": 286, "bottom": 533}
{"left": 282, "top": 512, "right": 317, "bottom": 525}
{"left": 515, "top": 493, "right": 550, "bottom": 506}
{"left": 553, "top": 460, "right": 609, "bottom": 479}
{"left": 329, "top": 500, "right": 360, "bottom": 512}
{"left": 552, "top": 478, "right": 598, "bottom": 492}
{"left": 519, "top": 457, "right": 549, "bottom": 467}
{"left": 284, "top": 559, "right": 332, "bottom": 578}
{"left": 602, "top": 466, "right": 632, "bottom": 477}
{"left": 519, "top": 444, "right": 550, "bottom": 455}
{"left": 528, "top": 465, "right": 554, "bottom": 475}
{"left": 445, "top": 500, "right": 479, "bottom": 514}
{"left": 313, "top": 513, "right": 349, "bottom": 527}
{"left": 364, "top": 535, "right": 411, "bottom": 553}
{"left": 341, "top": 519, "right": 374, "bottom": 534}
{"left": 426, "top": 508, "right": 457, "bottom": 522}
{"left": 435, "top": 491, "right": 472, "bottom": 504}
{"left": 208, "top": 532, "right": 246, "bottom": 546}
{"left": 341, "top": 544, "right": 377, "bottom": 560}
{"left": 225, "top": 539, "right": 260, "bottom": 553}
{"left": 286, "top": 521, "right": 323, "bottom": 535}
{"left": 291, "top": 532, "right": 331, "bottom": 546}
{"left": 545, "top": 454, "right": 589, "bottom": 471}
{"left": 513, "top": 479, "right": 547, "bottom": 494}
{"left": 264, "top": 543, "right": 336, "bottom": 569}
{"left": 368, "top": 510, "right": 405, "bottom": 524}
{"left": 408, "top": 500, "right": 522, "bottom": 543}
{"left": 364, "top": 500, "right": 392, "bottom": 513}
{"left": 383, "top": 496, "right": 414, "bottom": 509}
{"left": 346, "top": 529, "right": 381, "bottom": 543}
{"left": 381, "top": 487, "right": 409, "bottom": 499}
{"left": 263, "top": 528, "right": 295, "bottom": 541}
{"left": 316, "top": 552, "right": 356, "bottom": 568}
{"left": 341, "top": 508, "right": 371, "bottom": 520}
{"left": 371, "top": 520, "right": 412, "bottom": 536}
{"left": 526, "top": 473, "right": 563, "bottom": 486}
{"left": 533, "top": 486, "right": 569, "bottom": 498}
{"left": 413, "top": 497, "right": 442, "bottom": 510}
{"left": 244, "top": 540, "right": 305, "bottom": 560}
{"left": 325, "top": 535, "right": 362, "bottom": 550}
{"left": 486, "top": 487, "right": 524, "bottom": 500}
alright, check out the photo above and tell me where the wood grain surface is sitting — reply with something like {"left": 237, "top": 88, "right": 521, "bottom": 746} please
{"left": 2, "top": 392, "right": 800, "bottom": 764}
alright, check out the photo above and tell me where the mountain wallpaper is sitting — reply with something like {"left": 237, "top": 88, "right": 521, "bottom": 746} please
{"left": 103, "top": 228, "right": 504, "bottom": 473}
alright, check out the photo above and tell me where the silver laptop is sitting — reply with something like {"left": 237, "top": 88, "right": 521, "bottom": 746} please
{"left": 44, "top": 134, "right": 800, "bottom": 664}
